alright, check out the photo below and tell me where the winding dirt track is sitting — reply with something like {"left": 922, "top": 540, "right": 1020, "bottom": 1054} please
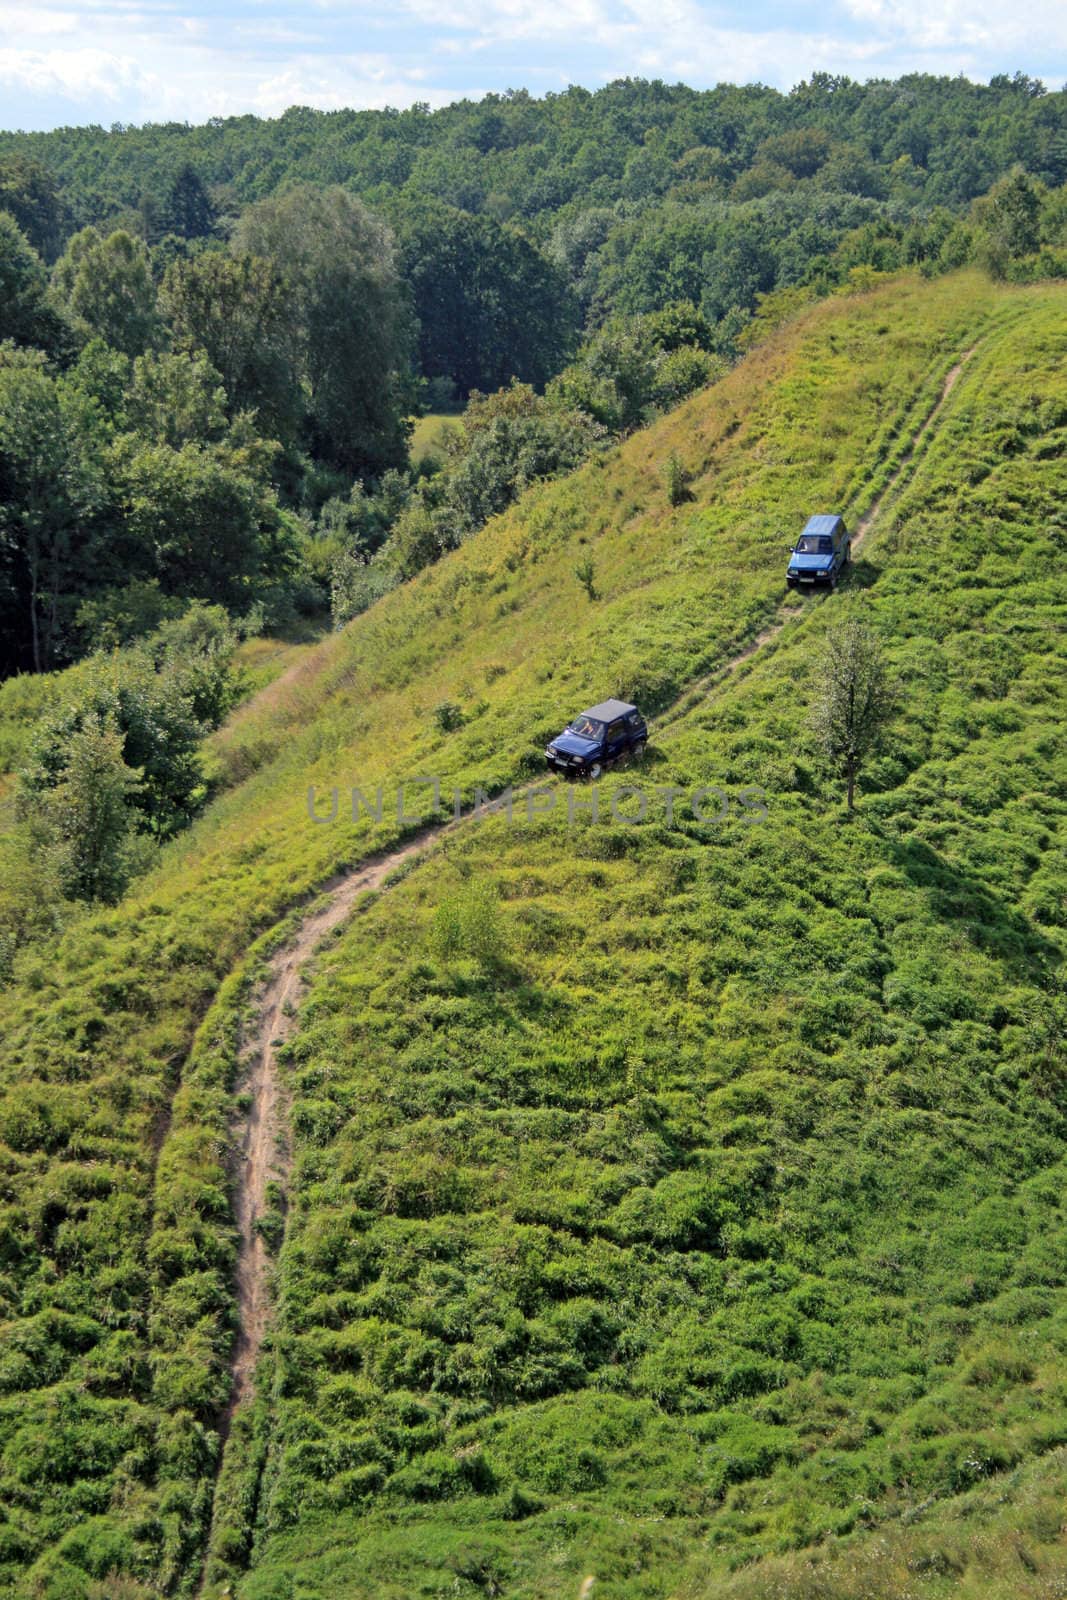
{"left": 196, "top": 342, "right": 978, "bottom": 1584}
{"left": 223, "top": 831, "right": 439, "bottom": 1424}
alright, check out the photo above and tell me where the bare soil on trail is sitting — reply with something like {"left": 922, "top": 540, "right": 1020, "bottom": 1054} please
{"left": 223, "top": 829, "right": 437, "bottom": 1427}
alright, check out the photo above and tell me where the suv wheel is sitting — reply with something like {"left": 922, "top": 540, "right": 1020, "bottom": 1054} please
{"left": 588, "top": 762, "right": 603, "bottom": 779}
{"left": 631, "top": 740, "right": 647, "bottom": 761}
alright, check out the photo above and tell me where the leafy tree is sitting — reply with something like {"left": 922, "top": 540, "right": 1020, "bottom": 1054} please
{"left": 22, "top": 710, "right": 141, "bottom": 902}
{"left": 125, "top": 349, "right": 228, "bottom": 448}
{"left": 64, "top": 337, "right": 132, "bottom": 431}
{"left": 159, "top": 251, "right": 300, "bottom": 445}
{"left": 107, "top": 426, "right": 289, "bottom": 609}
{"left": 974, "top": 167, "right": 1043, "bottom": 277}
{"left": 415, "top": 381, "right": 603, "bottom": 562}
{"left": 23, "top": 660, "right": 205, "bottom": 837}
{"left": 233, "top": 185, "right": 414, "bottom": 476}
{"left": 52, "top": 227, "right": 161, "bottom": 356}
{"left": 0, "top": 336, "right": 292, "bottom": 673}
{"left": 141, "top": 600, "right": 241, "bottom": 727}
{"left": 165, "top": 163, "right": 216, "bottom": 240}
{"left": 549, "top": 304, "right": 717, "bottom": 434}
{"left": 0, "top": 211, "right": 69, "bottom": 353}
{"left": 330, "top": 546, "right": 397, "bottom": 627}
{"left": 73, "top": 578, "right": 185, "bottom": 653}
{"left": 319, "top": 474, "right": 408, "bottom": 562}
{"left": 0, "top": 153, "right": 65, "bottom": 262}
{"left": 394, "top": 200, "right": 578, "bottom": 396}
{"left": 810, "top": 616, "right": 895, "bottom": 809}
{"left": 545, "top": 208, "right": 615, "bottom": 310}
{"left": 756, "top": 128, "right": 832, "bottom": 179}
{"left": 0, "top": 347, "right": 104, "bottom": 673}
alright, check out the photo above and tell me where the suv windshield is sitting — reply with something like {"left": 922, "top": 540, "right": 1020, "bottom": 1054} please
{"left": 796, "top": 536, "right": 833, "bottom": 554}
{"left": 567, "top": 717, "right": 603, "bottom": 739}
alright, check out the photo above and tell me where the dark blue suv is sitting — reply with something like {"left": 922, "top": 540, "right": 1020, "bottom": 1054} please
{"left": 786, "top": 514, "right": 851, "bottom": 589}
{"left": 545, "top": 699, "right": 648, "bottom": 778}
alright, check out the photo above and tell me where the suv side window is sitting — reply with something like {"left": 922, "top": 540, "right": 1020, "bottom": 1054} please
{"left": 606, "top": 719, "right": 626, "bottom": 744}
{"left": 626, "top": 712, "right": 643, "bottom": 729}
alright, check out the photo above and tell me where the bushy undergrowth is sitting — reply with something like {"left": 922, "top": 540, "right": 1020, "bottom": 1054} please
{"left": 0, "top": 273, "right": 1063, "bottom": 1599}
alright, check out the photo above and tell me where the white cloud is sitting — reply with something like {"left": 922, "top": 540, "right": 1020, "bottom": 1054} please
{"left": 0, "top": 6, "right": 82, "bottom": 38}
{"left": 393, "top": 0, "right": 1066, "bottom": 84}
{"left": 840, "top": 0, "right": 1067, "bottom": 53}
{"left": 0, "top": 45, "right": 148, "bottom": 103}
{"left": 0, "top": 0, "right": 1058, "bottom": 130}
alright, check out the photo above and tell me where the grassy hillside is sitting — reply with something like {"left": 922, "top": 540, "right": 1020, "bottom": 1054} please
{"left": 223, "top": 281, "right": 1067, "bottom": 1599}
{"left": 0, "top": 270, "right": 1064, "bottom": 1599}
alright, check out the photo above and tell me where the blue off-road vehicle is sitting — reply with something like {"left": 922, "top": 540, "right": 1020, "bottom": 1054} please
{"left": 545, "top": 699, "right": 648, "bottom": 778}
{"left": 786, "top": 514, "right": 851, "bottom": 589}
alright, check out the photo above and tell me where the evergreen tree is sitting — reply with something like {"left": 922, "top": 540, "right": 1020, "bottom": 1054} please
{"left": 166, "top": 162, "right": 216, "bottom": 240}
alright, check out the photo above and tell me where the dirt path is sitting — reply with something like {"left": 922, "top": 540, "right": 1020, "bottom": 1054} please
{"left": 194, "top": 340, "right": 978, "bottom": 1589}
{"left": 222, "top": 830, "right": 440, "bottom": 1430}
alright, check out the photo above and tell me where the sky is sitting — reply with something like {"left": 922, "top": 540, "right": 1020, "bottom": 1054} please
{"left": 0, "top": 0, "right": 1061, "bottom": 132}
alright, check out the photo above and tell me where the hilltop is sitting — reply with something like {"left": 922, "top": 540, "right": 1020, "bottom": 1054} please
{"left": 0, "top": 269, "right": 1065, "bottom": 1599}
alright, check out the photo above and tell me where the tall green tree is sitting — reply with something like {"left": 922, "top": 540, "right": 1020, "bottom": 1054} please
{"left": 24, "top": 661, "right": 204, "bottom": 837}
{"left": 233, "top": 185, "right": 414, "bottom": 477}
{"left": 125, "top": 349, "right": 228, "bottom": 449}
{"left": 0, "top": 347, "right": 103, "bottom": 673}
{"left": 23, "top": 711, "right": 141, "bottom": 903}
{"left": 394, "top": 200, "right": 578, "bottom": 396}
{"left": 52, "top": 227, "right": 162, "bottom": 356}
{"left": 0, "top": 153, "right": 65, "bottom": 262}
{"left": 159, "top": 251, "right": 300, "bottom": 443}
{"left": 0, "top": 211, "right": 68, "bottom": 353}
{"left": 165, "top": 162, "right": 216, "bottom": 240}
{"left": 107, "top": 426, "right": 291, "bottom": 610}
{"left": 974, "top": 167, "right": 1043, "bottom": 276}
{"left": 810, "top": 616, "right": 895, "bottom": 809}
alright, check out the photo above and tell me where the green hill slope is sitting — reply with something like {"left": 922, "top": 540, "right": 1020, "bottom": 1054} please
{"left": 0, "top": 271, "right": 1065, "bottom": 1600}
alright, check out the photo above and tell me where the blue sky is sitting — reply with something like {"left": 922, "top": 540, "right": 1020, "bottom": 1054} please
{"left": 0, "top": 0, "right": 1061, "bottom": 131}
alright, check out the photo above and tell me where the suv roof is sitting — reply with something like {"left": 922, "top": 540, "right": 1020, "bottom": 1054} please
{"left": 580, "top": 699, "right": 638, "bottom": 722}
{"left": 802, "top": 514, "right": 845, "bottom": 538}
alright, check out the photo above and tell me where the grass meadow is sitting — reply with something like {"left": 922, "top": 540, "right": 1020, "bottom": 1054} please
{"left": 0, "top": 272, "right": 1064, "bottom": 1598}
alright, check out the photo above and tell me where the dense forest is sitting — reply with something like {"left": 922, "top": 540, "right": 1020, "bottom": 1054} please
{"left": 1, "top": 74, "right": 1065, "bottom": 676}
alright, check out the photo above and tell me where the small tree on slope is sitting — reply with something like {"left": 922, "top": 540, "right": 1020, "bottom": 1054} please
{"left": 811, "top": 616, "right": 895, "bottom": 810}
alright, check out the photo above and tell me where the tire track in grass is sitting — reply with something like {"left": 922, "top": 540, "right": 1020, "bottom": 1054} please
{"left": 653, "top": 336, "right": 983, "bottom": 735}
